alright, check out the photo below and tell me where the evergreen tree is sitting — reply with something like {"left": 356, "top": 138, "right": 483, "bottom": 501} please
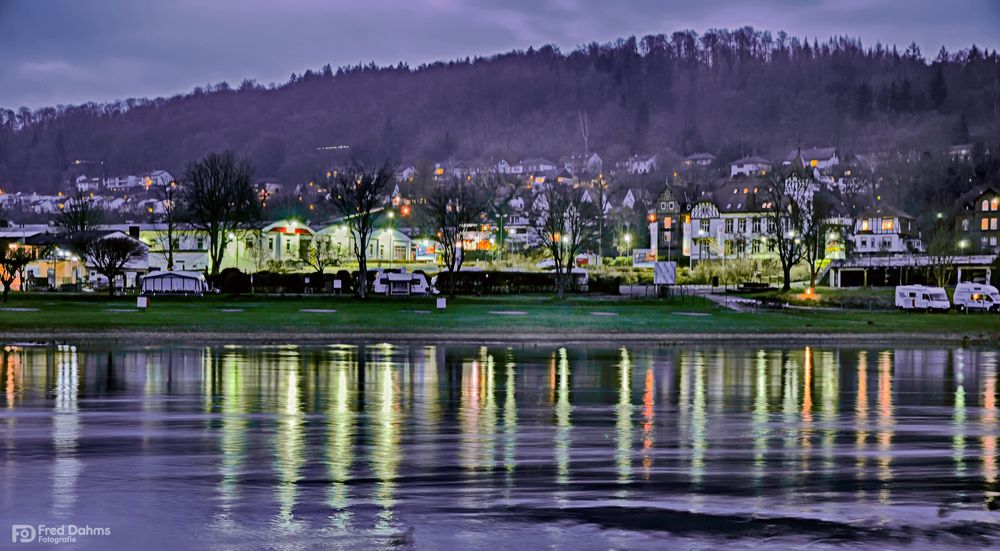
{"left": 854, "top": 82, "right": 874, "bottom": 119}
{"left": 929, "top": 65, "right": 947, "bottom": 109}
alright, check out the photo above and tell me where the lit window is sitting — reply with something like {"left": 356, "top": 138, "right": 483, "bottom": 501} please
{"left": 992, "top": 218, "right": 998, "bottom": 230}
{"left": 664, "top": 217, "right": 672, "bottom": 229}
{"left": 993, "top": 197, "right": 1000, "bottom": 211}
{"left": 983, "top": 200, "right": 990, "bottom": 211}
{"left": 881, "top": 218, "right": 894, "bottom": 232}
{"left": 861, "top": 220, "right": 870, "bottom": 232}
{"left": 983, "top": 218, "right": 990, "bottom": 231}
{"left": 810, "top": 159, "right": 818, "bottom": 167}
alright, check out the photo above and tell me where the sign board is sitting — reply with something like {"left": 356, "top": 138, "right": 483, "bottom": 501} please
{"left": 653, "top": 262, "right": 677, "bottom": 285}
{"left": 136, "top": 296, "right": 149, "bottom": 310}
{"left": 333, "top": 279, "right": 342, "bottom": 289}
{"left": 632, "top": 248, "right": 656, "bottom": 268}
{"left": 436, "top": 297, "right": 447, "bottom": 310}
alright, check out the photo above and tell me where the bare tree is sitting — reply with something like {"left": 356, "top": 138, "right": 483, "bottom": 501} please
{"left": 423, "top": 176, "right": 498, "bottom": 297}
{"left": 0, "top": 241, "right": 48, "bottom": 302}
{"left": 530, "top": 183, "right": 598, "bottom": 298}
{"left": 801, "top": 192, "right": 835, "bottom": 290}
{"left": 326, "top": 162, "right": 394, "bottom": 299}
{"left": 577, "top": 111, "right": 591, "bottom": 153}
{"left": 155, "top": 179, "right": 182, "bottom": 270}
{"left": 86, "top": 236, "right": 146, "bottom": 298}
{"left": 302, "top": 237, "right": 342, "bottom": 286}
{"left": 763, "top": 169, "right": 809, "bottom": 292}
{"left": 180, "top": 151, "right": 260, "bottom": 277}
{"left": 56, "top": 191, "right": 104, "bottom": 234}
{"left": 924, "top": 223, "right": 957, "bottom": 287}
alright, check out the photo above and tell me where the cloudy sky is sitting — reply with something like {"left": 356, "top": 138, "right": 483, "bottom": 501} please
{"left": 1, "top": 0, "right": 998, "bottom": 109}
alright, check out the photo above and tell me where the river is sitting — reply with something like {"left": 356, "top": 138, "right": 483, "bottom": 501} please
{"left": 0, "top": 343, "right": 998, "bottom": 549}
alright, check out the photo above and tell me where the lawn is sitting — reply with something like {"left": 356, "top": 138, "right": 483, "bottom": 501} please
{"left": 1, "top": 293, "right": 998, "bottom": 340}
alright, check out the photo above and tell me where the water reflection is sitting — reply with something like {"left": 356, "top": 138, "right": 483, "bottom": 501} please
{"left": 0, "top": 343, "right": 998, "bottom": 549}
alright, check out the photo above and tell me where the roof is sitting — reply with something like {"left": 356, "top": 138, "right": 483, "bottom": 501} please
{"left": 684, "top": 153, "right": 716, "bottom": 161}
{"left": 785, "top": 147, "right": 838, "bottom": 162}
{"left": 859, "top": 202, "right": 915, "bottom": 220}
{"left": 710, "top": 179, "right": 771, "bottom": 213}
{"left": 143, "top": 270, "right": 206, "bottom": 281}
{"left": 731, "top": 156, "right": 772, "bottom": 166}
{"left": 953, "top": 185, "right": 1000, "bottom": 212}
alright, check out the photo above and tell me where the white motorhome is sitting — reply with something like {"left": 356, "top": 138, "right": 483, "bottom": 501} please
{"left": 953, "top": 282, "right": 1000, "bottom": 312}
{"left": 895, "top": 285, "right": 951, "bottom": 312}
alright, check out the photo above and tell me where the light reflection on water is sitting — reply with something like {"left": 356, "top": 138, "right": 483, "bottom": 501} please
{"left": 0, "top": 343, "right": 999, "bottom": 550}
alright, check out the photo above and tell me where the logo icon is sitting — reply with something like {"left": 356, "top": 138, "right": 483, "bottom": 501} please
{"left": 11, "top": 525, "right": 36, "bottom": 543}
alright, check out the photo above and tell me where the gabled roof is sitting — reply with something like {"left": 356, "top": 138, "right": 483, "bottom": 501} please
{"left": 953, "top": 185, "right": 1000, "bottom": 212}
{"left": 786, "top": 147, "right": 838, "bottom": 162}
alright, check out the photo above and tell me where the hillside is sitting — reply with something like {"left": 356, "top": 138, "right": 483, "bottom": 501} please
{"left": 0, "top": 27, "right": 998, "bottom": 192}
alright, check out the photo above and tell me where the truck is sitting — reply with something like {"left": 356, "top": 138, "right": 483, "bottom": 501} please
{"left": 953, "top": 281, "right": 1000, "bottom": 312}
{"left": 895, "top": 285, "right": 951, "bottom": 312}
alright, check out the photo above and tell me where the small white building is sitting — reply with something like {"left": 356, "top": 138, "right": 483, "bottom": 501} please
{"left": 620, "top": 154, "right": 658, "bottom": 174}
{"left": 730, "top": 156, "right": 773, "bottom": 177}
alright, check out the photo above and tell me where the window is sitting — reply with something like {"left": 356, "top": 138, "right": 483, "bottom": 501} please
{"left": 962, "top": 219, "right": 970, "bottom": 232}
{"left": 861, "top": 219, "right": 870, "bottom": 232}
{"left": 881, "top": 218, "right": 894, "bottom": 232}
{"left": 738, "top": 219, "right": 747, "bottom": 233}
{"left": 668, "top": 201, "right": 676, "bottom": 210}
{"left": 752, "top": 241, "right": 761, "bottom": 254}
{"left": 752, "top": 218, "right": 760, "bottom": 233}
{"left": 992, "top": 218, "right": 998, "bottom": 230}
{"left": 983, "top": 200, "right": 990, "bottom": 211}
{"left": 992, "top": 197, "right": 1000, "bottom": 211}
{"left": 268, "top": 238, "right": 274, "bottom": 252}
{"left": 664, "top": 217, "right": 672, "bottom": 229}
{"left": 196, "top": 237, "right": 205, "bottom": 249}
{"left": 699, "top": 219, "right": 709, "bottom": 233}
{"left": 983, "top": 218, "right": 990, "bottom": 231}
{"left": 285, "top": 240, "right": 292, "bottom": 252}
{"left": 725, "top": 219, "right": 734, "bottom": 233}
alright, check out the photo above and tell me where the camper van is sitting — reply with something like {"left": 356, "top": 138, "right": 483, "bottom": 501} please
{"left": 953, "top": 282, "right": 1000, "bottom": 312}
{"left": 895, "top": 285, "right": 951, "bottom": 312}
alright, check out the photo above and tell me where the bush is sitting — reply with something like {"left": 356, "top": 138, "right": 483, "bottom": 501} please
{"left": 434, "top": 270, "right": 590, "bottom": 295}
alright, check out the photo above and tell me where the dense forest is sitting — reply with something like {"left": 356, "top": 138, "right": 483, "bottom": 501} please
{"left": 1, "top": 27, "right": 998, "bottom": 193}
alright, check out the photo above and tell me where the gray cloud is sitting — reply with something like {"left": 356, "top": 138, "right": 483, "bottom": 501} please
{"left": 0, "top": 0, "right": 997, "bottom": 109}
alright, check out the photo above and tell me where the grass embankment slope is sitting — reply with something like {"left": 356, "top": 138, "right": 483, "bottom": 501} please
{"left": 1, "top": 293, "right": 998, "bottom": 344}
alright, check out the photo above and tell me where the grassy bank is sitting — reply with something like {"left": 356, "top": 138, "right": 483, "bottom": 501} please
{"left": 1, "top": 293, "right": 998, "bottom": 341}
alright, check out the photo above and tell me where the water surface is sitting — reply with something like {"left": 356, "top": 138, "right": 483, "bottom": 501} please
{"left": 1, "top": 343, "right": 998, "bottom": 549}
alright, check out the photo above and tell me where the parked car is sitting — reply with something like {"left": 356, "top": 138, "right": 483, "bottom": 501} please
{"left": 895, "top": 285, "right": 950, "bottom": 312}
{"left": 953, "top": 282, "right": 1000, "bottom": 312}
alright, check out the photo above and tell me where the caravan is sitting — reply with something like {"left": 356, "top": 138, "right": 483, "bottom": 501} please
{"left": 894, "top": 285, "right": 951, "bottom": 312}
{"left": 953, "top": 282, "right": 1000, "bottom": 312}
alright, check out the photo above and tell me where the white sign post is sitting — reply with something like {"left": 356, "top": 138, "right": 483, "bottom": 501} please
{"left": 653, "top": 262, "right": 677, "bottom": 285}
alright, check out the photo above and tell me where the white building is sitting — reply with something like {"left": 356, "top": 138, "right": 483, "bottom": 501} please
{"left": 729, "top": 156, "right": 773, "bottom": 178}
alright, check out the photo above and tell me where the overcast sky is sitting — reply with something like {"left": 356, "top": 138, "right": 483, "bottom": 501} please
{"left": 1, "top": 0, "right": 998, "bottom": 109}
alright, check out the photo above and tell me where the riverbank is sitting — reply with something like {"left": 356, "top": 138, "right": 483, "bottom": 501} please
{"left": 1, "top": 294, "right": 998, "bottom": 345}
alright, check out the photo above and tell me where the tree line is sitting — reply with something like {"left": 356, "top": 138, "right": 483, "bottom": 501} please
{"left": 0, "top": 27, "right": 997, "bottom": 193}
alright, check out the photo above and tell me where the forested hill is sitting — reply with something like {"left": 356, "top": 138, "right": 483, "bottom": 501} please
{"left": 1, "top": 27, "right": 998, "bottom": 192}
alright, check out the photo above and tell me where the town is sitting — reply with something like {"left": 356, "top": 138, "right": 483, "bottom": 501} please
{"left": 1, "top": 141, "right": 997, "bottom": 306}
